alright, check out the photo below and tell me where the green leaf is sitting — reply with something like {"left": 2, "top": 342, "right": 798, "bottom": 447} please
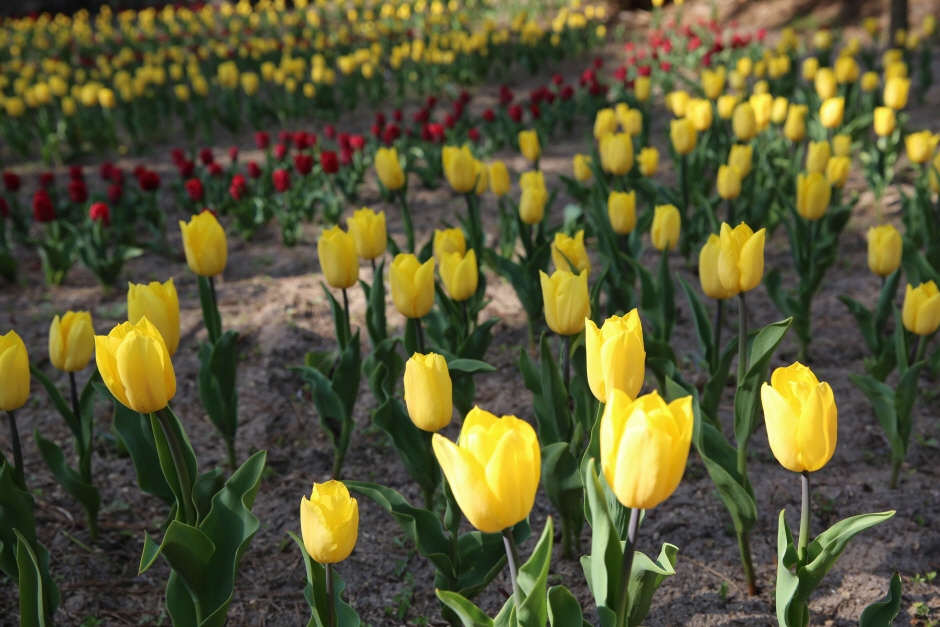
{"left": 29, "top": 365, "right": 79, "bottom": 438}
{"left": 15, "top": 530, "right": 47, "bottom": 627}
{"left": 362, "top": 258, "right": 388, "bottom": 347}
{"left": 656, "top": 248, "right": 676, "bottom": 342}
{"left": 547, "top": 586, "right": 588, "bottom": 627}
{"left": 33, "top": 430, "right": 101, "bottom": 539}
{"left": 322, "top": 283, "right": 349, "bottom": 349}
{"left": 677, "top": 275, "right": 714, "bottom": 369}
{"left": 149, "top": 407, "right": 199, "bottom": 524}
{"left": 517, "top": 517, "right": 554, "bottom": 627}
{"left": 858, "top": 573, "right": 902, "bottom": 627}
{"left": 197, "top": 330, "right": 240, "bottom": 441}
{"left": 733, "top": 318, "right": 792, "bottom": 449}
{"left": 447, "top": 358, "right": 497, "bottom": 375}
{"left": 197, "top": 275, "right": 223, "bottom": 345}
{"left": 837, "top": 295, "right": 880, "bottom": 355}
{"left": 287, "top": 531, "right": 361, "bottom": 627}
{"left": 626, "top": 543, "right": 678, "bottom": 627}
{"left": 581, "top": 460, "right": 622, "bottom": 616}
{"left": 435, "top": 590, "right": 495, "bottom": 627}
{"left": 453, "top": 521, "right": 531, "bottom": 599}
{"left": 701, "top": 337, "right": 738, "bottom": 427}
{"left": 371, "top": 395, "right": 440, "bottom": 495}
{"left": 193, "top": 468, "right": 226, "bottom": 524}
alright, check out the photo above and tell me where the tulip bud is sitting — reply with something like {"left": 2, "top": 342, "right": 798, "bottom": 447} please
{"left": 884, "top": 77, "right": 911, "bottom": 110}
{"left": 814, "top": 67, "right": 837, "bottom": 100}
{"left": 442, "top": 145, "right": 477, "bottom": 194}
{"left": 49, "top": 311, "right": 95, "bottom": 373}
{"left": 179, "top": 211, "right": 227, "bottom": 277}
{"left": 346, "top": 207, "right": 387, "bottom": 261}
{"left": 666, "top": 90, "right": 690, "bottom": 117}
{"left": 826, "top": 156, "right": 851, "bottom": 188}
{"left": 761, "top": 362, "right": 837, "bottom": 473}
{"left": 802, "top": 57, "right": 820, "bottom": 82}
{"left": 601, "top": 390, "right": 693, "bottom": 509}
{"left": 432, "top": 408, "right": 540, "bottom": 533}
{"left": 736, "top": 57, "right": 753, "bottom": 78}
{"left": 519, "top": 183, "right": 548, "bottom": 225}
{"left": 749, "top": 93, "right": 773, "bottom": 130}
{"left": 128, "top": 279, "right": 180, "bottom": 356}
{"left": 518, "top": 130, "right": 541, "bottom": 163}
{"left": 318, "top": 226, "right": 359, "bottom": 290}
{"left": 404, "top": 352, "right": 452, "bottom": 431}
{"left": 614, "top": 103, "right": 631, "bottom": 132}
{"left": 717, "top": 94, "right": 738, "bottom": 120}
{"left": 623, "top": 109, "right": 643, "bottom": 136}
{"left": 699, "top": 234, "right": 736, "bottom": 300}
{"left": 796, "top": 172, "right": 832, "bottom": 221}
{"left": 300, "top": 480, "right": 359, "bottom": 563}
{"left": 819, "top": 97, "right": 845, "bottom": 128}
{"left": 608, "top": 191, "right": 637, "bottom": 235}
{"left": 651, "top": 205, "right": 681, "bottom": 251}
{"left": 687, "top": 98, "right": 713, "bottom": 131}
{"left": 489, "top": 161, "right": 511, "bottom": 196}
{"left": 873, "top": 107, "right": 897, "bottom": 137}
{"left": 670, "top": 118, "right": 697, "bottom": 155}
{"left": 867, "top": 224, "right": 902, "bottom": 277}
{"left": 594, "top": 108, "right": 618, "bottom": 140}
{"left": 701, "top": 69, "right": 725, "bottom": 99}
{"left": 718, "top": 222, "right": 766, "bottom": 294}
{"left": 0, "top": 331, "right": 30, "bottom": 411}
{"left": 473, "top": 160, "right": 488, "bottom": 196}
{"left": 434, "top": 227, "right": 466, "bottom": 263}
{"left": 832, "top": 134, "right": 852, "bottom": 157}
{"left": 390, "top": 254, "right": 435, "bottom": 319}
{"left": 540, "top": 269, "right": 590, "bottom": 336}
{"left": 903, "top": 281, "right": 940, "bottom": 335}
{"left": 806, "top": 141, "right": 832, "bottom": 174}
{"left": 95, "top": 318, "right": 177, "bottom": 414}
{"left": 732, "top": 102, "right": 757, "bottom": 141}
{"left": 634, "top": 76, "right": 651, "bottom": 102}
{"left": 638, "top": 147, "right": 659, "bottom": 177}
{"left": 771, "top": 96, "right": 789, "bottom": 125}
{"left": 716, "top": 165, "right": 742, "bottom": 201}
{"left": 885, "top": 61, "right": 908, "bottom": 80}
{"left": 552, "top": 230, "right": 591, "bottom": 274}
{"left": 728, "top": 144, "right": 753, "bottom": 178}
{"left": 573, "top": 154, "right": 593, "bottom": 182}
{"left": 783, "top": 104, "right": 807, "bottom": 142}
{"left": 599, "top": 132, "right": 634, "bottom": 175}
{"left": 375, "top": 147, "right": 405, "bottom": 191}
{"left": 585, "top": 311, "right": 646, "bottom": 403}
{"left": 860, "top": 71, "right": 879, "bottom": 93}
{"left": 440, "top": 249, "right": 478, "bottom": 302}
{"left": 835, "top": 55, "right": 860, "bottom": 83}
{"left": 905, "top": 130, "right": 936, "bottom": 164}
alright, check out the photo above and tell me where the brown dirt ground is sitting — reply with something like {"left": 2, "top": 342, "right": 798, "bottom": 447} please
{"left": 2, "top": 1, "right": 940, "bottom": 626}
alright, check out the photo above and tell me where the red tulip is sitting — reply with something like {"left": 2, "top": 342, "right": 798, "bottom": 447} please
{"left": 185, "top": 178, "right": 204, "bottom": 201}
{"left": 321, "top": 151, "right": 339, "bottom": 174}
{"left": 68, "top": 179, "right": 88, "bottom": 204}
{"left": 89, "top": 202, "right": 110, "bottom": 226}
{"left": 33, "top": 189, "right": 55, "bottom": 222}
{"left": 273, "top": 168, "right": 291, "bottom": 192}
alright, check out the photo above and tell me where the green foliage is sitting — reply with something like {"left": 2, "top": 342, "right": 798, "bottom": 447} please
{"left": 858, "top": 573, "right": 903, "bottom": 627}
{"left": 198, "top": 330, "right": 240, "bottom": 466}
{"left": 838, "top": 269, "right": 902, "bottom": 381}
{"left": 287, "top": 531, "right": 361, "bottom": 627}
{"left": 15, "top": 529, "right": 49, "bottom": 627}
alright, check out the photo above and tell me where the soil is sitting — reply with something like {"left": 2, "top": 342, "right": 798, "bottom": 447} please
{"left": 2, "top": 1, "right": 940, "bottom": 626}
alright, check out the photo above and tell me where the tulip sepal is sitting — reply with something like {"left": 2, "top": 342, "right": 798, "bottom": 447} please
{"left": 286, "top": 531, "right": 361, "bottom": 627}
{"left": 838, "top": 269, "right": 902, "bottom": 381}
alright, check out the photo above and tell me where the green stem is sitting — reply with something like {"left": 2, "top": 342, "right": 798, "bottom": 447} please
{"left": 69, "top": 372, "right": 92, "bottom": 483}
{"left": 736, "top": 530, "right": 757, "bottom": 596}
{"left": 398, "top": 190, "right": 415, "bottom": 253}
{"left": 225, "top": 436, "right": 237, "bottom": 473}
{"left": 561, "top": 516, "right": 572, "bottom": 559}
{"left": 912, "top": 335, "right": 927, "bottom": 364}
{"left": 562, "top": 334, "right": 571, "bottom": 394}
{"left": 342, "top": 288, "right": 352, "bottom": 348}
{"left": 326, "top": 563, "right": 336, "bottom": 627}
{"left": 415, "top": 316, "right": 426, "bottom": 354}
{"left": 889, "top": 460, "right": 901, "bottom": 489}
{"left": 615, "top": 508, "right": 640, "bottom": 627}
{"left": 712, "top": 299, "right": 724, "bottom": 375}
{"left": 155, "top": 408, "right": 196, "bottom": 526}
{"left": 6, "top": 410, "right": 25, "bottom": 490}
{"left": 331, "top": 450, "right": 345, "bottom": 481}
{"left": 737, "top": 292, "right": 748, "bottom": 384}
{"left": 798, "top": 470, "right": 811, "bottom": 566}
{"left": 502, "top": 527, "right": 524, "bottom": 609}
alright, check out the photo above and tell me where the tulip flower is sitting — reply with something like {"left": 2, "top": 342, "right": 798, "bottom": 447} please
{"left": 404, "top": 353, "right": 453, "bottom": 432}
{"left": 905, "top": 130, "right": 936, "bottom": 164}
{"left": 761, "top": 363, "right": 837, "bottom": 473}
{"left": 717, "top": 165, "right": 742, "bottom": 201}
{"left": 802, "top": 57, "right": 820, "bottom": 82}
{"left": 346, "top": 208, "right": 387, "bottom": 261}
{"left": 128, "top": 279, "right": 180, "bottom": 356}
{"left": 883, "top": 77, "right": 911, "bottom": 110}
{"left": 796, "top": 172, "right": 832, "bottom": 221}
{"left": 835, "top": 56, "right": 860, "bottom": 83}
{"left": 300, "top": 480, "right": 359, "bottom": 563}
{"left": 518, "top": 130, "right": 541, "bottom": 163}
{"left": 699, "top": 234, "right": 736, "bottom": 300}
{"left": 861, "top": 71, "right": 879, "bottom": 92}
{"left": 651, "top": 205, "right": 681, "bottom": 251}
{"left": 573, "top": 154, "right": 593, "bottom": 182}
{"left": 624, "top": 109, "right": 643, "bottom": 137}
{"left": 702, "top": 68, "right": 726, "bottom": 99}
{"left": 375, "top": 147, "right": 405, "bottom": 190}
{"left": 594, "top": 108, "right": 618, "bottom": 140}
{"left": 666, "top": 90, "right": 690, "bottom": 117}
{"left": 784, "top": 104, "right": 808, "bottom": 142}
{"left": 638, "top": 147, "right": 659, "bottom": 177}
{"left": 472, "top": 160, "right": 488, "bottom": 196}
{"left": 390, "top": 254, "right": 435, "bottom": 319}
{"left": 771, "top": 97, "right": 789, "bottom": 125}
{"left": 634, "top": 76, "right": 651, "bottom": 102}
{"left": 552, "top": 230, "right": 591, "bottom": 274}
{"left": 614, "top": 103, "right": 631, "bottom": 131}
{"left": 732, "top": 102, "right": 757, "bottom": 141}
{"left": 867, "top": 225, "right": 903, "bottom": 277}
{"left": 440, "top": 250, "right": 478, "bottom": 302}
{"left": 541, "top": 269, "right": 590, "bottom": 336}
{"left": 885, "top": 61, "right": 908, "bottom": 80}
{"left": 318, "top": 226, "right": 359, "bottom": 290}
{"left": 902, "top": 281, "right": 940, "bottom": 336}
{"left": 432, "top": 408, "right": 540, "bottom": 533}
{"left": 585, "top": 311, "right": 646, "bottom": 403}
{"left": 873, "top": 107, "right": 897, "bottom": 137}
{"left": 434, "top": 228, "right": 466, "bottom": 263}
{"left": 0, "top": 330, "right": 29, "bottom": 412}
{"left": 832, "top": 134, "right": 852, "bottom": 157}
{"left": 717, "top": 95, "right": 738, "bottom": 120}
{"left": 49, "top": 311, "right": 95, "bottom": 372}
{"left": 599, "top": 132, "right": 634, "bottom": 175}
{"left": 489, "top": 161, "right": 511, "bottom": 196}
{"left": 814, "top": 68, "right": 837, "bottom": 99}
{"left": 179, "top": 211, "right": 228, "bottom": 278}
{"left": 600, "top": 390, "right": 693, "bottom": 510}
{"left": 718, "top": 222, "right": 766, "bottom": 294}
{"left": 806, "top": 141, "right": 832, "bottom": 174}
{"left": 736, "top": 57, "right": 753, "bottom": 78}
{"left": 749, "top": 93, "right": 773, "bottom": 130}
{"left": 728, "top": 144, "right": 753, "bottom": 178}
{"left": 819, "top": 97, "right": 845, "bottom": 129}
{"left": 670, "top": 118, "right": 697, "bottom": 155}
{"left": 519, "top": 183, "right": 548, "bottom": 225}
{"left": 826, "top": 156, "right": 851, "bottom": 188}
{"left": 443, "top": 145, "right": 477, "bottom": 194}
{"left": 95, "top": 318, "right": 177, "bottom": 415}
{"left": 687, "top": 98, "right": 713, "bottom": 131}
{"left": 608, "top": 191, "right": 637, "bottom": 235}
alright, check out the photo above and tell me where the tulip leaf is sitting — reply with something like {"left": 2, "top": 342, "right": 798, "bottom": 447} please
{"left": 517, "top": 517, "right": 554, "bottom": 627}
{"left": 363, "top": 337, "right": 404, "bottom": 404}
{"left": 447, "top": 358, "right": 496, "bottom": 375}
{"left": 287, "top": 531, "right": 360, "bottom": 627}
{"left": 435, "top": 590, "right": 495, "bottom": 627}
{"left": 701, "top": 337, "right": 738, "bottom": 428}
{"left": 33, "top": 430, "right": 101, "bottom": 540}
{"left": 677, "top": 275, "right": 715, "bottom": 369}
{"left": 656, "top": 248, "right": 676, "bottom": 342}
{"left": 197, "top": 276, "right": 223, "bottom": 345}
{"left": 149, "top": 407, "right": 199, "bottom": 524}
{"left": 193, "top": 468, "right": 227, "bottom": 524}
{"left": 547, "top": 585, "right": 590, "bottom": 627}
{"left": 625, "top": 543, "right": 678, "bottom": 627}
{"left": 733, "top": 317, "right": 792, "bottom": 450}
{"left": 371, "top": 391, "right": 440, "bottom": 496}
{"left": 850, "top": 362, "right": 924, "bottom": 468}
{"left": 874, "top": 270, "right": 902, "bottom": 339}
{"left": 322, "top": 283, "right": 349, "bottom": 350}
{"left": 29, "top": 365, "right": 80, "bottom": 439}
{"left": 197, "top": 330, "right": 240, "bottom": 444}
{"left": 15, "top": 529, "right": 48, "bottom": 627}
{"left": 838, "top": 295, "right": 881, "bottom": 355}
{"left": 858, "top": 573, "right": 902, "bottom": 627}
{"left": 541, "top": 443, "right": 584, "bottom": 553}
{"left": 581, "top": 459, "right": 622, "bottom": 616}
{"left": 453, "top": 521, "right": 531, "bottom": 598}
{"left": 361, "top": 258, "right": 388, "bottom": 347}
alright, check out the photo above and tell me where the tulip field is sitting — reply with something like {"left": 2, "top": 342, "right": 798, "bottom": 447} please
{"left": 3, "top": 0, "right": 940, "bottom": 626}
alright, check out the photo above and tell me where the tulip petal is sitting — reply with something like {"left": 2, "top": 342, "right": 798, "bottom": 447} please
{"left": 738, "top": 228, "right": 766, "bottom": 292}
{"left": 433, "top": 433, "right": 501, "bottom": 532}
{"left": 797, "top": 383, "right": 836, "bottom": 472}
{"left": 762, "top": 383, "right": 805, "bottom": 472}
{"left": 115, "top": 331, "right": 168, "bottom": 414}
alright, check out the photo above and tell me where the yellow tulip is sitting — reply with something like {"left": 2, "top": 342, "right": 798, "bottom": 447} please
{"left": 179, "top": 211, "right": 227, "bottom": 278}
{"left": 128, "top": 279, "right": 180, "bottom": 356}
{"left": 651, "top": 204, "right": 681, "bottom": 252}
{"left": 925, "top": 15, "right": 937, "bottom": 36}
{"left": 728, "top": 144, "right": 753, "bottom": 178}
{"left": 832, "top": 134, "right": 852, "bottom": 157}
{"left": 718, "top": 222, "right": 766, "bottom": 294}
{"left": 867, "top": 224, "right": 902, "bottom": 277}
{"left": 390, "top": 254, "right": 435, "bottom": 318}
{"left": 519, "top": 173, "right": 548, "bottom": 225}
{"left": 518, "top": 130, "right": 541, "bottom": 163}
{"left": 593, "top": 108, "right": 618, "bottom": 140}
{"left": 771, "top": 96, "right": 789, "bottom": 125}
{"left": 552, "top": 230, "right": 591, "bottom": 274}
{"left": 732, "top": 102, "right": 757, "bottom": 141}
{"left": 701, "top": 68, "right": 725, "bottom": 99}
{"left": 318, "top": 226, "right": 359, "bottom": 290}
{"left": 473, "top": 160, "right": 488, "bottom": 196}
{"left": 443, "top": 145, "right": 477, "bottom": 194}
{"left": 814, "top": 67, "right": 837, "bottom": 99}
{"left": 634, "top": 76, "right": 651, "bottom": 102}
{"left": 761, "top": 362, "right": 837, "bottom": 473}
{"left": 440, "top": 250, "right": 478, "bottom": 302}
{"left": 403, "top": 352, "right": 452, "bottom": 431}
{"left": 801, "top": 57, "right": 819, "bottom": 82}
{"left": 796, "top": 172, "right": 832, "bottom": 221}
{"left": 638, "top": 147, "right": 658, "bottom": 177}
{"left": 861, "top": 71, "right": 879, "bottom": 92}
{"left": 736, "top": 57, "right": 753, "bottom": 78}
{"left": 906, "top": 130, "right": 936, "bottom": 164}
{"left": 489, "top": 161, "right": 511, "bottom": 196}
{"left": 687, "top": 98, "right": 713, "bottom": 132}
{"left": 835, "top": 55, "right": 859, "bottom": 83}
{"left": 346, "top": 208, "right": 387, "bottom": 261}
{"left": 874, "top": 107, "right": 897, "bottom": 137}
{"left": 749, "top": 93, "right": 773, "bottom": 130}
{"left": 717, "top": 94, "right": 738, "bottom": 120}
{"left": 300, "top": 480, "right": 359, "bottom": 563}
{"left": 819, "top": 97, "right": 845, "bottom": 129}
{"left": 49, "top": 311, "right": 95, "bottom": 373}
{"left": 885, "top": 61, "right": 908, "bottom": 80}
{"left": 95, "top": 318, "right": 177, "bottom": 415}
{"left": 864, "top": 17, "right": 880, "bottom": 36}
{"left": 375, "top": 147, "right": 405, "bottom": 191}
{"left": 806, "top": 141, "right": 832, "bottom": 174}
{"left": 699, "top": 234, "right": 736, "bottom": 300}
{"left": 666, "top": 90, "right": 689, "bottom": 117}
{"left": 573, "top": 154, "right": 593, "bottom": 182}
{"left": 599, "top": 132, "right": 634, "bottom": 175}
{"left": 814, "top": 28, "right": 833, "bottom": 50}
{"left": 0, "top": 331, "right": 30, "bottom": 411}
{"left": 826, "top": 156, "right": 851, "bottom": 188}
{"left": 752, "top": 80, "right": 770, "bottom": 95}
{"left": 608, "top": 191, "right": 637, "bottom": 235}
{"left": 884, "top": 77, "right": 911, "bottom": 110}
{"left": 432, "top": 408, "right": 540, "bottom": 533}
{"left": 623, "top": 109, "right": 643, "bottom": 136}
{"left": 670, "top": 118, "right": 697, "bottom": 155}
{"left": 434, "top": 228, "right": 466, "bottom": 263}
{"left": 614, "top": 103, "right": 631, "bottom": 132}
{"left": 585, "top": 311, "right": 645, "bottom": 403}
{"left": 600, "top": 390, "right": 693, "bottom": 509}
{"left": 903, "top": 281, "right": 940, "bottom": 335}
{"left": 540, "top": 269, "right": 590, "bottom": 336}
{"left": 717, "top": 165, "right": 742, "bottom": 201}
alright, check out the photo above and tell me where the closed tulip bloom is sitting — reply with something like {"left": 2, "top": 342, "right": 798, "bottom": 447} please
{"left": 814, "top": 68, "right": 837, "bottom": 99}
{"left": 443, "top": 145, "right": 477, "bottom": 194}
{"left": 905, "top": 130, "right": 935, "bottom": 164}
{"left": 179, "top": 211, "right": 228, "bottom": 277}
{"left": 300, "top": 480, "right": 358, "bottom": 564}
{"left": 861, "top": 71, "right": 879, "bottom": 92}
{"left": 732, "top": 102, "right": 757, "bottom": 141}
{"left": 699, "top": 234, "right": 736, "bottom": 300}
{"left": 95, "top": 318, "right": 177, "bottom": 414}
{"left": 552, "top": 230, "right": 591, "bottom": 274}
{"left": 473, "top": 160, "right": 488, "bottom": 196}
{"left": 826, "top": 156, "right": 851, "bottom": 188}
{"left": 434, "top": 228, "right": 466, "bottom": 262}
{"left": 0, "top": 331, "right": 30, "bottom": 411}
{"left": 784, "top": 104, "right": 807, "bottom": 142}
{"left": 771, "top": 97, "right": 789, "bottom": 125}
{"left": 874, "top": 107, "right": 897, "bottom": 137}
{"left": 432, "top": 408, "right": 540, "bottom": 533}
{"left": 749, "top": 93, "right": 773, "bottom": 130}
{"left": 666, "top": 90, "right": 690, "bottom": 117}
{"left": 637, "top": 147, "right": 658, "bottom": 177}
{"left": 687, "top": 98, "right": 713, "bottom": 131}
{"left": 796, "top": 172, "right": 832, "bottom": 221}
{"left": 883, "top": 77, "right": 911, "bottom": 110}
{"left": 670, "top": 118, "right": 697, "bottom": 155}
{"left": 594, "top": 108, "right": 618, "bottom": 140}
{"left": 819, "top": 97, "right": 845, "bottom": 128}
{"left": 541, "top": 269, "right": 590, "bottom": 336}
{"left": 318, "top": 226, "right": 359, "bottom": 289}
{"left": 573, "top": 154, "right": 593, "bottom": 182}
{"left": 835, "top": 56, "right": 860, "bottom": 83}
{"left": 832, "top": 134, "right": 852, "bottom": 157}
{"left": 585, "top": 311, "right": 646, "bottom": 403}
{"left": 806, "top": 141, "right": 832, "bottom": 174}
{"left": 128, "top": 279, "right": 180, "bottom": 356}
{"left": 885, "top": 61, "right": 908, "bottom": 80}
{"left": 614, "top": 103, "right": 631, "bottom": 131}
{"left": 599, "top": 132, "right": 634, "bottom": 175}
{"left": 867, "top": 224, "right": 903, "bottom": 277}
{"left": 634, "top": 76, "right": 651, "bottom": 102}
{"left": 390, "top": 254, "right": 435, "bottom": 318}
{"left": 651, "top": 204, "right": 681, "bottom": 251}
{"left": 623, "top": 109, "right": 643, "bottom": 136}
{"left": 701, "top": 69, "right": 726, "bottom": 99}
{"left": 902, "top": 281, "right": 940, "bottom": 335}
{"left": 728, "top": 144, "right": 753, "bottom": 178}
{"left": 802, "top": 57, "right": 820, "bottom": 82}
{"left": 518, "top": 130, "right": 541, "bottom": 163}
{"left": 375, "top": 147, "right": 405, "bottom": 191}
{"left": 489, "top": 161, "right": 511, "bottom": 196}
{"left": 346, "top": 208, "right": 387, "bottom": 261}
{"left": 736, "top": 57, "right": 753, "bottom": 78}
{"left": 717, "top": 94, "right": 738, "bottom": 120}
{"left": 600, "top": 390, "right": 693, "bottom": 510}
{"left": 717, "top": 165, "right": 742, "bottom": 200}
{"left": 761, "top": 363, "right": 837, "bottom": 473}
{"left": 519, "top": 183, "right": 548, "bottom": 225}
{"left": 718, "top": 222, "right": 766, "bottom": 294}
{"left": 753, "top": 79, "right": 770, "bottom": 95}
{"left": 49, "top": 311, "right": 95, "bottom": 372}
{"left": 440, "top": 250, "right": 478, "bottom": 302}
{"left": 404, "top": 352, "right": 452, "bottom": 431}
{"left": 608, "top": 191, "right": 637, "bottom": 235}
